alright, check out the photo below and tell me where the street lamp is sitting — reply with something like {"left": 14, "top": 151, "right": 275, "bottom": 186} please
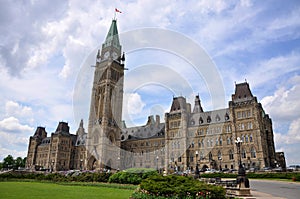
{"left": 218, "top": 157, "right": 222, "bottom": 171}
{"left": 80, "top": 159, "right": 83, "bottom": 171}
{"left": 235, "top": 137, "right": 243, "bottom": 169}
{"left": 51, "top": 160, "right": 54, "bottom": 173}
{"left": 117, "top": 157, "right": 120, "bottom": 171}
{"left": 235, "top": 137, "right": 249, "bottom": 188}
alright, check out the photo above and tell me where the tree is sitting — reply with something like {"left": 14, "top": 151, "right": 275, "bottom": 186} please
{"left": 15, "top": 157, "right": 25, "bottom": 169}
{"left": 3, "top": 155, "right": 14, "bottom": 169}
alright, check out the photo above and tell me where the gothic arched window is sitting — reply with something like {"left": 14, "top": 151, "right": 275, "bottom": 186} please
{"left": 251, "top": 147, "right": 256, "bottom": 158}
{"left": 242, "top": 148, "right": 246, "bottom": 159}
{"left": 229, "top": 150, "right": 234, "bottom": 160}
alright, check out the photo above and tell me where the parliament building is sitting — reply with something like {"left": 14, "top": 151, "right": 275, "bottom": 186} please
{"left": 26, "top": 19, "right": 286, "bottom": 172}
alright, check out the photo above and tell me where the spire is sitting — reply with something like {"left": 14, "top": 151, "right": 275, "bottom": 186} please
{"left": 76, "top": 119, "right": 85, "bottom": 136}
{"left": 103, "top": 19, "right": 121, "bottom": 50}
{"left": 193, "top": 95, "right": 204, "bottom": 113}
{"left": 79, "top": 119, "right": 83, "bottom": 128}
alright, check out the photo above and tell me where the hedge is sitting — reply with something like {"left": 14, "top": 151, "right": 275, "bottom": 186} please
{"left": 131, "top": 175, "right": 226, "bottom": 199}
{"left": 0, "top": 171, "right": 112, "bottom": 183}
{"left": 108, "top": 168, "right": 158, "bottom": 185}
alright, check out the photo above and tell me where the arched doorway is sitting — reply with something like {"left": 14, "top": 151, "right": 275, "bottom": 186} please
{"left": 87, "top": 156, "right": 97, "bottom": 170}
{"left": 105, "top": 159, "right": 112, "bottom": 171}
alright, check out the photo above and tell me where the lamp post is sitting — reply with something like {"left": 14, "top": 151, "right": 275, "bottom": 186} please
{"left": 80, "top": 159, "right": 83, "bottom": 171}
{"left": 117, "top": 157, "right": 120, "bottom": 171}
{"left": 51, "top": 160, "right": 55, "bottom": 173}
{"left": 235, "top": 137, "right": 243, "bottom": 169}
{"left": 218, "top": 157, "right": 222, "bottom": 171}
{"left": 235, "top": 137, "right": 249, "bottom": 188}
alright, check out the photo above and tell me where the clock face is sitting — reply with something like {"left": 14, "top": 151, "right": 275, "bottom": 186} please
{"left": 104, "top": 51, "right": 110, "bottom": 59}
{"left": 112, "top": 52, "right": 118, "bottom": 60}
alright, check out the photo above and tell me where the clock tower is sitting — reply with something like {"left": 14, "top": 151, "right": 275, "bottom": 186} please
{"left": 86, "top": 19, "right": 125, "bottom": 170}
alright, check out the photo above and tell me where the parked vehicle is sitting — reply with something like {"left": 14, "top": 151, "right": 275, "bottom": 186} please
{"left": 287, "top": 165, "right": 300, "bottom": 172}
{"left": 261, "top": 167, "right": 272, "bottom": 172}
{"left": 272, "top": 167, "right": 283, "bottom": 172}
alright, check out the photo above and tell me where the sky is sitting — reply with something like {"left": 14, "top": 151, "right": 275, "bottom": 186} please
{"left": 0, "top": 0, "right": 300, "bottom": 166}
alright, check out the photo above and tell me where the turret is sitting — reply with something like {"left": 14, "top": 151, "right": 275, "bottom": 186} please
{"left": 193, "top": 95, "right": 203, "bottom": 113}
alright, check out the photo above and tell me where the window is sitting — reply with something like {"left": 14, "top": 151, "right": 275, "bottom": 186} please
{"left": 245, "top": 135, "right": 249, "bottom": 143}
{"left": 209, "top": 152, "right": 213, "bottom": 161}
{"left": 247, "top": 122, "right": 253, "bottom": 129}
{"left": 239, "top": 123, "right": 245, "bottom": 130}
{"left": 218, "top": 151, "right": 222, "bottom": 159}
{"left": 200, "top": 151, "right": 204, "bottom": 160}
{"left": 251, "top": 147, "right": 256, "bottom": 158}
{"left": 225, "top": 113, "right": 229, "bottom": 120}
{"left": 225, "top": 125, "right": 231, "bottom": 133}
{"left": 229, "top": 150, "right": 234, "bottom": 160}
{"left": 242, "top": 149, "right": 246, "bottom": 158}
{"left": 216, "top": 138, "right": 219, "bottom": 146}
{"left": 190, "top": 155, "right": 194, "bottom": 162}
{"left": 199, "top": 117, "right": 203, "bottom": 124}
{"left": 219, "top": 137, "right": 223, "bottom": 146}
{"left": 198, "top": 129, "right": 204, "bottom": 135}
{"left": 247, "top": 110, "right": 251, "bottom": 117}
{"left": 207, "top": 116, "right": 211, "bottom": 123}
{"left": 216, "top": 115, "right": 220, "bottom": 122}
{"left": 227, "top": 137, "right": 230, "bottom": 145}
{"left": 250, "top": 134, "right": 253, "bottom": 142}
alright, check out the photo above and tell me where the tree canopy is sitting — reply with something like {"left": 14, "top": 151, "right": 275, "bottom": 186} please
{"left": 0, "top": 155, "right": 26, "bottom": 170}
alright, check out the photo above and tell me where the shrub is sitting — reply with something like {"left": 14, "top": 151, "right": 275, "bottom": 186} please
{"left": 108, "top": 168, "right": 158, "bottom": 185}
{"left": 132, "top": 174, "right": 226, "bottom": 199}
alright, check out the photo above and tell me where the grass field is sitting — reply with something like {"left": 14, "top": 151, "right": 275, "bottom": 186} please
{"left": 0, "top": 181, "right": 134, "bottom": 199}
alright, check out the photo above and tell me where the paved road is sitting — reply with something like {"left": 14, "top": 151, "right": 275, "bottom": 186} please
{"left": 250, "top": 179, "right": 300, "bottom": 199}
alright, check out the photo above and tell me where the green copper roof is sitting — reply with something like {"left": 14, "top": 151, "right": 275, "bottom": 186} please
{"left": 103, "top": 19, "right": 121, "bottom": 49}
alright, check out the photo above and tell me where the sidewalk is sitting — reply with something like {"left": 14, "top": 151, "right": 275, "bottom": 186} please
{"left": 250, "top": 190, "right": 287, "bottom": 199}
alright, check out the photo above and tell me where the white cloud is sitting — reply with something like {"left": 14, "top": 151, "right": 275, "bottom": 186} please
{"left": 125, "top": 93, "right": 145, "bottom": 115}
{"left": 5, "top": 101, "right": 33, "bottom": 122}
{"left": 0, "top": 117, "right": 34, "bottom": 133}
{"left": 261, "top": 75, "right": 300, "bottom": 121}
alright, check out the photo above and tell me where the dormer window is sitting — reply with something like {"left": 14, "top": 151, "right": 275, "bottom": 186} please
{"left": 225, "top": 113, "right": 229, "bottom": 120}
{"left": 216, "top": 115, "right": 220, "bottom": 122}
{"left": 199, "top": 117, "right": 203, "bottom": 124}
{"left": 207, "top": 116, "right": 211, "bottom": 123}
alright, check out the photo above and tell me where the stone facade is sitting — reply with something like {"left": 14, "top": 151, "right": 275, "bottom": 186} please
{"left": 26, "top": 19, "right": 285, "bottom": 172}
{"left": 120, "top": 83, "right": 280, "bottom": 172}
{"left": 25, "top": 120, "right": 87, "bottom": 171}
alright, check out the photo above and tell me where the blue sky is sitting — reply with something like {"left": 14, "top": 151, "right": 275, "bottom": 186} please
{"left": 0, "top": 0, "right": 300, "bottom": 165}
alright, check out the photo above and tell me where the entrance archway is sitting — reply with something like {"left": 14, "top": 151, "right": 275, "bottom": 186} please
{"left": 105, "top": 159, "right": 112, "bottom": 170}
{"left": 87, "top": 156, "right": 97, "bottom": 170}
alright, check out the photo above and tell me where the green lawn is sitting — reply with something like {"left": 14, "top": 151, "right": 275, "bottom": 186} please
{"left": 0, "top": 181, "right": 134, "bottom": 199}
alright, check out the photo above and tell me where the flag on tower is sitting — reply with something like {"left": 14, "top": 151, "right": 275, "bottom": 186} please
{"left": 115, "top": 8, "right": 122, "bottom": 13}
